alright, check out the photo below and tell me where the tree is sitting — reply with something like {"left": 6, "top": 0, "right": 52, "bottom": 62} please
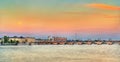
{"left": 15, "top": 40, "right": 19, "bottom": 45}
{"left": 1, "top": 40, "right": 3, "bottom": 45}
{"left": 3, "top": 36, "right": 9, "bottom": 43}
{"left": 10, "top": 40, "right": 13, "bottom": 43}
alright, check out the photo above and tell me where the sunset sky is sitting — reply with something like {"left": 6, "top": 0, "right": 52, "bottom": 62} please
{"left": 0, "top": 0, "right": 120, "bottom": 40}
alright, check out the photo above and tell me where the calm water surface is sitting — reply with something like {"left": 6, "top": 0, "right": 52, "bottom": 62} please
{"left": 0, "top": 45, "right": 120, "bottom": 62}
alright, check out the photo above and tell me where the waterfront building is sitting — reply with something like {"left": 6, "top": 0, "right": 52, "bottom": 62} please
{"left": 9, "top": 37, "right": 25, "bottom": 43}
{"left": 9, "top": 36, "right": 35, "bottom": 43}
{"left": 48, "top": 36, "right": 53, "bottom": 41}
{"left": 52, "top": 37, "right": 67, "bottom": 42}
{"left": 25, "top": 37, "right": 36, "bottom": 43}
{"left": 35, "top": 39, "right": 42, "bottom": 42}
{"left": 36, "top": 39, "right": 48, "bottom": 42}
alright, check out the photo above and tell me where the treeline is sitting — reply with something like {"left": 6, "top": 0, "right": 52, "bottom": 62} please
{"left": 0, "top": 36, "right": 19, "bottom": 45}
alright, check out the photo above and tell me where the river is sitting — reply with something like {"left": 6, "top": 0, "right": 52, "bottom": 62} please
{"left": 0, "top": 45, "right": 120, "bottom": 62}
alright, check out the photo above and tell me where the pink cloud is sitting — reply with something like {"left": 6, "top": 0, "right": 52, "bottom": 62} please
{"left": 85, "top": 3, "right": 120, "bottom": 10}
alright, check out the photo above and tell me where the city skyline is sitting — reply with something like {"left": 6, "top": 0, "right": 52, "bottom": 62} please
{"left": 0, "top": 0, "right": 120, "bottom": 40}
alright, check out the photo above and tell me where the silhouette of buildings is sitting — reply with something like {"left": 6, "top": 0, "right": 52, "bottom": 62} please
{"left": 9, "top": 36, "right": 35, "bottom": 43}
{"left": 0, "top": 35, "right": 120, "bottom": 45}
{"left": 52, "top": 37, "right": 67, "bottom": 42}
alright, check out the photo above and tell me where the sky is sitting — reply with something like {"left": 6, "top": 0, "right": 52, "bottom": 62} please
{"left": 0, "top": 0, "right": 120, "bottom": 40}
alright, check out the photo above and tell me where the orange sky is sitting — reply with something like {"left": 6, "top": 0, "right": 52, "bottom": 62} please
{"left": 0, "top": 0, "right": 120, "bottom": 39}
{"left": 0, "top": 11, "right": 119, "bottom": 33}
{"left": 85, "top": 3, "right": 120, "bottom": 10}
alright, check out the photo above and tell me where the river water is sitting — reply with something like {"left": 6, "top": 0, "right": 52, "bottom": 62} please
{"left": 0, "top": 45, "right": 120, "bottom": 62}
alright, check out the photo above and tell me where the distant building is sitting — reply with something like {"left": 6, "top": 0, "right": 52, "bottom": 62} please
{"left": 9, "top": 37, "right": 25, "bottom": 43}
{"left": 9, "top": 37, "right": 35, "bottom": 43}
{"left": 48, "top": 36, "right": 52, "bottom": 41}
{"left": 52, "top": 37, "right": 67, "bottom": 42}
{"left": 35, "top": 39, "right": 42, "bottom": 42}
{"left": 25, "top": 37, "right": 36, "bottom": 43}
{"left": 36, "top": 39, "right": 48, "bottom": 42}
